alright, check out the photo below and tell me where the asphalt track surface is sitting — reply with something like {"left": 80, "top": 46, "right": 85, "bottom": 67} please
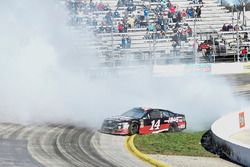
{"left": 0, "top": 123, "right": 148, "bottom": 167}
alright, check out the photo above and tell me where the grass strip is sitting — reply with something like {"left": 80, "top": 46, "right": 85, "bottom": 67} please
{"left": 134, "top": 131, "right": 216, "bottom": 157}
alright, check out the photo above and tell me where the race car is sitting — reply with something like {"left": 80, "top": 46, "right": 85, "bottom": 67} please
{"left": 100, "top": 107, "right": 186, "bottom": 135}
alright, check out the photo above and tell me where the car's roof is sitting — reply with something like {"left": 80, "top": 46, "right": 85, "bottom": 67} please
{"left": 136, "top": 107, "right": 172, "bottom": 113}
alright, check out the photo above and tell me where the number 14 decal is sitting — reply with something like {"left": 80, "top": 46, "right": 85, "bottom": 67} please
{"left": 149, "top": 119, "right": 161, "bottom": 130}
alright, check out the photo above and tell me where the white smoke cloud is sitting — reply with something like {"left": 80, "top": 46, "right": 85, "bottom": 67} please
{"left": 0, "top": 0, "right": 247, "bottom": 131}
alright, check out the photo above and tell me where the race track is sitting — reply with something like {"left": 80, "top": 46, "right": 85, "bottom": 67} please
{"left": 0, "top": 123, "right": 148, "bottom": 167}
{"left": 1, "top": 74, "right": 250, "bottom": 166}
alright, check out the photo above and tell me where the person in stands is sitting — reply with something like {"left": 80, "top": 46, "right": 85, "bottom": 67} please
{"left": 196, "top": 7, "right": 201, "bottom": 18}
{"left": 227, "top": 24, "right": 233, "bottom": 31}
{"left": 114, "top": 9, "right": 120, "bottom": 18}
{"left": 187, "top": 26, "right": 192, "bottom": 37}
{"left": 187, "top": 7, "right": 193, "bottom": 18}
{"left": 144, "top": 30, "right": 151, "bottom": 39}
{"left": 244, "top": 32, "right": 249, "bottom": 41}
{"left": 126, "top": 35, "right": 131, "bottom": 48}
{"left": 118, "top": 22, "right": 123, "bottom": 33}
{"left": 168, "top": 11, "right": 173, "bottom": 23}
{"left": 144, "top": 7, "right": 149, "bottom": 21}
{"left": 181, "top": 9, "right": 187, "bottom": 21}
{"left": 121, "top": 35, "right": 126, "bottom": 48}
{"left": 241, "top": 47, "right": 248, "bottom": 61}
{"left": 234, "top": 24, "right": 240, "bottom": 31}
{"left": 221, "top": 24, "right": 227, "bottom": 31}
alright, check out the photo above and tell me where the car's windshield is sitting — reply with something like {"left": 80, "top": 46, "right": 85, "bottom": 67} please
{"left": 121, "top": 108, "right": 145, "bottom": 118}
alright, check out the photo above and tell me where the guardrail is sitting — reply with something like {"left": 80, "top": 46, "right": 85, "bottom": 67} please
{"left": 211, "top": 109, "right": 250, "bottom": 166}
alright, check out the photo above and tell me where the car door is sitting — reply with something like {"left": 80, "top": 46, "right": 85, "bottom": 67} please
{"left": 139, "top": 110, "right": 165, "bottom": 134}
{"left": 161, "top": 110, "right": 173, "bottom": 130}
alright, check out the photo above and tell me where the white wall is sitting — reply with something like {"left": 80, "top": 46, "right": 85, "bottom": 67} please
{"left": 211, "top": 109, "right": 250, "bottom": 166}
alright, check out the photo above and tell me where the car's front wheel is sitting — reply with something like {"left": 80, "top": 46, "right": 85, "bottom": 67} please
{"left": 128, "top": 122, "right": 139, "bottom": 135}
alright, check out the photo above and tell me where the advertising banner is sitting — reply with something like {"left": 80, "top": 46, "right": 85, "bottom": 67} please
{"left": 239, "top": 112, "right": 245, "bottom": 129}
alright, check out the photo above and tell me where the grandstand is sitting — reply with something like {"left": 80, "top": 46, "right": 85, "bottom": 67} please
{"left": 65, "top": 0, "right": 250, "bottom": 67}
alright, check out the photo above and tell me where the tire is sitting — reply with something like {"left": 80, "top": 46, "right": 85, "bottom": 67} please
{"left": 168, "top": 123, "right": 179, "bottom": 133}
{"left": 128, "top": 122, "right": 139, "bottom": 135}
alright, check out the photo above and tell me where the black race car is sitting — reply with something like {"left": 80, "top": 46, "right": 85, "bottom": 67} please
{"left": 100, "top": 107, "right": 186, "bottom": 135}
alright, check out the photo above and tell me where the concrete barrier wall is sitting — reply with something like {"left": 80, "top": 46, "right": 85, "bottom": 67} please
{"left": 211, "top": 110, "right": 250, "bottom": 166}
{"left": 153, "top": 62, "right": 250, "bottom": 76}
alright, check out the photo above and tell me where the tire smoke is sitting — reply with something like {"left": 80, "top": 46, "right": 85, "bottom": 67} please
{"left": 0, "top": 0, "right": 246, "bottom": 130}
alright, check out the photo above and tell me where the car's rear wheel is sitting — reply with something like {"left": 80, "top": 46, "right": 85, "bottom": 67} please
{"left": 128, "top": 122, "right": 139, "bottom": 135}
{"left": 169, "top": 123, "right": 179, "bottom": 132}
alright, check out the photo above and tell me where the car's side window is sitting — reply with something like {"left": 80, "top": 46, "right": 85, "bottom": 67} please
{"left": 169, "top": 112, "right": 175, "bottom": 117}
{"left": 149, "top": 111, "right": 162, "bottom": 119}
{"left": 162, "top": 111, "right": 170, "bottom": 118}
{"left": 142, "top": 114, "right": 150, "bottom": 119}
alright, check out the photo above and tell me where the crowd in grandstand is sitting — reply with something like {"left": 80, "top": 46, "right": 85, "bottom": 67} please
{"left": 65, "top": 0, "right": 250, "bottom": 62}
{"left": 65, "top": 0, "right": 197, "bottom": 48}
{"left": 221, "top": 23, "right": 242, "bottom": 31}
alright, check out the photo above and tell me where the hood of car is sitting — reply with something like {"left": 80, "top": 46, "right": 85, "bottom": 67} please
{"left": 104, "top": 116, "right": 134, "bottom": 122}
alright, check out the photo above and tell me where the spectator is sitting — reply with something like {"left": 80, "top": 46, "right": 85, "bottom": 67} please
{"left": 241, "top": 47, "right": 248, "bottom": 61}
{"left": 105, "top": 4, "right": 110, "bottom": 11}
{"left": 144, "top": 30, "right": 151, "bottom": 39}
{"left": 206, "top": 46, "right": 213, "bottom": 62}
{"left": 98, "top": 25, "right": 105, "bottom": 33}
{"left": 114, "top": 9, "right": 120, "bottom": 18}
{"left": 105, "top": 9, "right": 113, "bottom": 25}
{"left": 234, "top": 24, "right": 240, "bottom": 31}
{"left": 193, "top": 0, "right": 198, "bottom": 4}
{"left": 121, "top": 35, "right": 126, "bottom": 48}
{"left": 117, "top": 0, "right": 125, "bottom": 6}
{"left": 168, "top": 11, "right": 173, "bottom": 23}
{"left": 244, "top": 32, "right": 249, "bottom": 41}
{"left": 176, "top": 11, "right": 182, "bottom": 22}
{"left": 97, "top": 2, "right": 104, "bottom": 11}
{"left": 160, "top": 30, "right": 166, "bottom": 39}
{"left": 156, "top": 23, "right": 161, "bottom": 32}
{"left": 128, "top": 15, "right": 135, "bottom": 28}
{"left": 163, "top": 21, "right": 169, "bottom": 32}
{"left": 221, "top": 24, "right": 227, "bottom": 31}
{"left": 172, "top": 33, "right": 180, "bottom": 45}
{"left": 196, "top": 7, "right": 201, "bottom": 18}
{"left": 172, "top": 41, "right": 178, "bottom": 56}
{"left": 174, "top": 22, "right": 180, "bottom": 29}
{"left": 181, "top": 9, "right": 187, "bottom": 20}
{"left": 180, "top": 28, "right": 188, "bottom": 42}
{"left": 187, "top": 7, "right": 193, "bottom": 18}
{"left": 227, "top": 24, "right": 233, "bottom": 31}
{"left": 169, "top": 5, "right": 175, "bottom": 14}
{"left": 167, "top": 1, "right": 171, "bottom": 8}
{"left": 161, "top": 0, "right": 167, "bottom": 8}
{"left": 187, "top": 26, "right": 192, "bottom": 37}
{"left": 123, "top": 22, "right": 128, "bottom": 32}
{"left": 126, "top": 35, "right": 131, "bottom": 48}
{"left": 118, "top": 22, "right": 123, "bottom": 33}
{"left": 148, "top": 23, "right": 155, "bottom": 31}
{"left": 135, "top": 17, "right": 141, "bottom": 28}
{"left": 144, "top": 7, "right": 149, "bottom": 21}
